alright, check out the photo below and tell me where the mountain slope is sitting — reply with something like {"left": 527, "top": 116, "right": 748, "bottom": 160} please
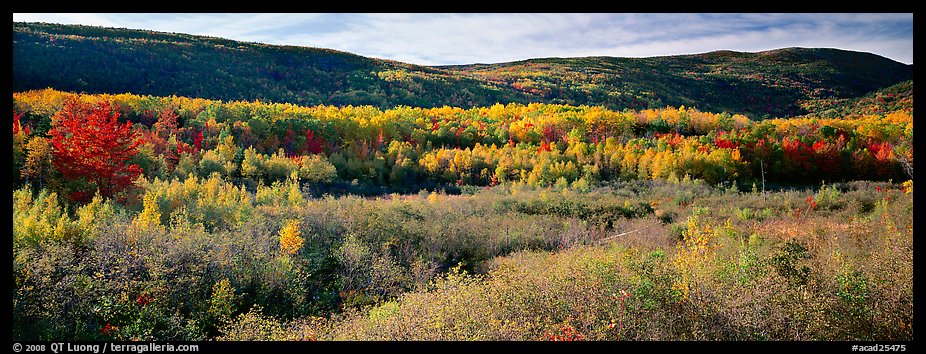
{"left": 442, "top": 48, "right": 913, "bottom": 118}
{"left": 798, "top": 80, "right": 913, "bottom": 118}
{"left": 13, "top": 22, "right": 529, "bottom": 108}
{"left": 13, "top": 22, "right": 913, "bottom": 119}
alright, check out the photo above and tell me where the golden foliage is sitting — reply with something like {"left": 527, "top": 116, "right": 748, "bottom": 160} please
{"left": 133, "top": 190, "right": 163, "bottom": 232}
{"left": 279, "top": 219, "right": 304, "bottom": 255}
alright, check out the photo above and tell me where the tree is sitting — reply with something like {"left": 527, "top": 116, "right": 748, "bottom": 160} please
{"left": 301, "top": 128, "right": 325, "bottom": 155}
{"left": 153, "top": 109, "right": 179, "bottom": 139}
{"left": 13, "top": 112, "right": 30, "bottom": 184}
{"left": 297, "top": 154, "right": 337, "bottom": 183}
{"left": 48, "top": 99, "right": 142, "bottom": 202}
{"left": 22, "top": 136, "right": 55, "bottom": 190}
{"left": 279, "top": 219, "right": 304, "bottom": 255}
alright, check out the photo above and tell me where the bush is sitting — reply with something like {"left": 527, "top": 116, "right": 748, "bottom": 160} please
{"left": 12, "top": 180, "right": 913, "bottom": 341}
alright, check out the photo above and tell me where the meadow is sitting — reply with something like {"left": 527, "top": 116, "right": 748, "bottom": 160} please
{"left": 13, "top": 178, "right": 913, "bottom": 341}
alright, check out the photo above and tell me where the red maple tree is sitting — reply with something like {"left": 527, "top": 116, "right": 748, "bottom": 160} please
{"left": 302, "top": 128, "right": 326, "bottom": 155}
{"left": 48, "top": 99, "right": 142, "bottom": 202}
{"left": 13, "top": 111, "right": 30, "bottom": 136}
{"left": 713, "top": 131, "right": 738, "bottom": 149}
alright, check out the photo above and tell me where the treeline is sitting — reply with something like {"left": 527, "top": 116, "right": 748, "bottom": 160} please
{"left": 13, "top": 89, "right": 912, "bottom": 204}
{"left": 14, "top": 23, "right": 913, "bottom": 119}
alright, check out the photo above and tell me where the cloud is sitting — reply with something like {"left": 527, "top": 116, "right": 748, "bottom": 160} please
{"left": 14, "top": 13, "right": 119, "bottom": 27}
{"left": 12, "top": 13, "right": 912, "bottom": 65}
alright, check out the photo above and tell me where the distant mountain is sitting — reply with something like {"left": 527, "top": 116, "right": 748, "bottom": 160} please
{"left": 13, "top": 22, "right": 913, "bottom": 119}
{"left": 441, "top": 48, "right": 913, "bottom": 119}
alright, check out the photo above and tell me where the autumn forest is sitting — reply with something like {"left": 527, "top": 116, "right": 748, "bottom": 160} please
{"left": 11, "top": 21, "right": 914, "bottom": 343}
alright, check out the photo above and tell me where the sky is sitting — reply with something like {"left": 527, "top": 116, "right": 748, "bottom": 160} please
{"left": 12, "top": 13, "right": 914, "bottom": 66}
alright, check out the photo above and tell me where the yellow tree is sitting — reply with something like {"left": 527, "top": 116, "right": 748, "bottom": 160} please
{"left": 133, "top": 190, "right": 164, "bottom": 232}
{"left": 13, "top": 112, "right": 29, "bottom": 183}
{"left": 279, "top": 219, "right": 304, "bottom": 255}
{"left": 22, "top": 136, "right": 54, "bottom": 189}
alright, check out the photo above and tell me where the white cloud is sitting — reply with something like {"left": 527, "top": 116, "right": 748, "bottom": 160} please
{"left": 14, "top": 13, "right": 119, "bottom": 27}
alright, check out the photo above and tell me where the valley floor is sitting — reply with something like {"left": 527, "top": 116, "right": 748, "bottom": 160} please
{"left": 13, "top": 179, "right": 913, "bottom": 341}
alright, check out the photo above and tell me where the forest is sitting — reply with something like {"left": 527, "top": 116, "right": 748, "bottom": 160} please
{"left": 11, "top": 85, "right": 913, "bottom": 341}
{"left": 14, "top": 22, "right": 913, "bottom": 119}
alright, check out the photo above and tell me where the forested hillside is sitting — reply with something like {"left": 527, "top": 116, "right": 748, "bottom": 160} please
{"left": 13, "top": 22, "right": 913, "bottom": 119}
{"left": 799, "top": 80, "right": 913, "bottom": 118}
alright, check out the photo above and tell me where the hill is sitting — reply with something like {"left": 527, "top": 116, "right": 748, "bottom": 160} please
{"left": 13, "top": 22, "right": 528, "bottom": 108}
{"left": 441, "top": 48, "right": 913, "bottom": 118}
{"left": 13, "top": 22, "right": 913, "bottom": 119}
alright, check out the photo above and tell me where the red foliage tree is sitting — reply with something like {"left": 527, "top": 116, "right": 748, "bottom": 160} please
{"left": 541, "top": 124, "right": 561, "bottom": 143}
{"left": 810, "top": 138, "right": 843, "bottom": 179}
{"left": 13, "top": 111, "right": 30, "bottom": 136}
{"left": 867, "top": 140, "right": 893, "bottom": 162}
{"left": 153, "top": 109, "right": 179, "bottom": 140}
{"left": 656, "top": 132, "right": 684, "bottom": 148}
{"left": 302, "top": 128, "right": 326, "bottom": 155}
{"left": 713, "top": 131, "right": 738, "bottom": 149}
{"left": 192, "top": 130, "right": 204, "bottom": 152}
{"left": 538, "top": 141, "right": 552, "bottom": 153}
{"left": 781, "top": 137, "right": 813, "bottom": 176}
{"left": 283, "top": 128, "right": 299, "bottom": 157}
{"left": 376, "top": 128, "right": 386, "bottom": 150}
{"left": 48, "top": 99, "right": 142, "bottom": 202}
{"left": 866, "top": 140, "right": 895, "bottom": 178}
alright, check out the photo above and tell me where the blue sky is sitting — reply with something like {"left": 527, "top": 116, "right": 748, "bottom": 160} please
{"left": 12, "top": 13, "right": 913, "bottom": 66}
